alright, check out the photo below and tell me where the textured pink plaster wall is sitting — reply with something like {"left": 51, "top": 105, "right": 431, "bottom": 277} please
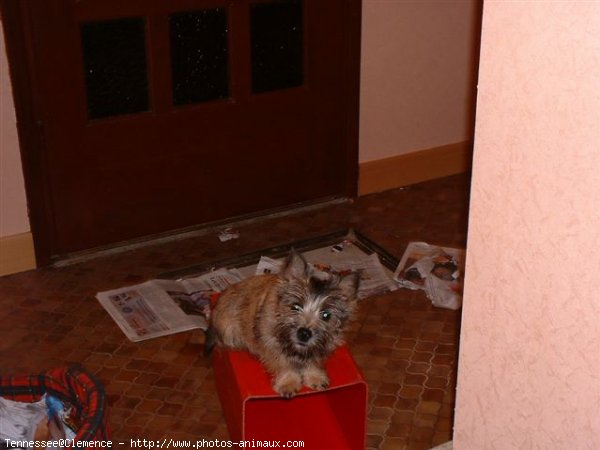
{"left": 454, "top": 2, "right": 600, "bottom": 449}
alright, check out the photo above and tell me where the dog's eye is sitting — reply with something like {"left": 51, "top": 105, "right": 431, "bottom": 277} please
{"left": 291, "top": 303, "right": 303, "bottom": 312}
{"left": 320, "top": 311, "right": 331, "bottom": 321}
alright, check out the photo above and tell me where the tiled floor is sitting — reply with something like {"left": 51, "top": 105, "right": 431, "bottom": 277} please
{"left": 0, "top": 173, "right": 470, "bottom": 450}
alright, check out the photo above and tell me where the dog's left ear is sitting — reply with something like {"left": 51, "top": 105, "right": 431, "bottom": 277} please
{"left": 338, "top": 271, "right": 361, "bottom": 299}
{"left": 281, "top": 249, "right": 310, "bottom": 280}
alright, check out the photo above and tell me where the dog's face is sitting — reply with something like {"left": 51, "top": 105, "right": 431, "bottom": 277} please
{"left": 273, "top": 251, "right": 359, "bottom": 360}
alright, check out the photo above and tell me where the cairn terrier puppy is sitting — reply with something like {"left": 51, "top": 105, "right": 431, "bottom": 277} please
{"left": 205, "top": 250, "right": 360, "bottom": 398}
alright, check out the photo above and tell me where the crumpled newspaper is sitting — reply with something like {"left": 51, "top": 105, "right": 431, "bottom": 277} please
{"left": 217, "top": 227, "right": 240, "bottom": 242}
{"left": 394, "top": 242, "right": 465, "bottom": 310}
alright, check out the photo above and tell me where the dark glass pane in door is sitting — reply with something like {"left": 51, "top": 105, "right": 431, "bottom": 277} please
{"left": 251, "top": 0, "right": 303, "bottom": 93}
{"left": 170, "top": 9, "right": 229, "bottom": 105}
{"left": 81, "top": 18, "right": 149, "bottom": 119}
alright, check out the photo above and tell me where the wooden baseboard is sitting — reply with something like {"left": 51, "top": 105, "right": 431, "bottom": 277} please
{"left": 359, "top": 141, "right": 473, "bottom": 195}
{"left": 0, "top": 232, "right": 36, "bottom": 276}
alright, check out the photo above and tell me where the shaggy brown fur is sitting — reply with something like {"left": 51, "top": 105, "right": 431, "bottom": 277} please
{"left": 205, "top": 251, "right": 359, "bottom": 397}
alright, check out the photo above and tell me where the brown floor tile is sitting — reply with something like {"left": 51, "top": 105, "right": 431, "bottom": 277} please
{"left": 0, "top": 174, "right": 470, "bottom": 449}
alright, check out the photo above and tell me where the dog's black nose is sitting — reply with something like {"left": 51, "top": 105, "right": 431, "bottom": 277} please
{"left": 297, "top": 327, "right": 312, "bottom": 343}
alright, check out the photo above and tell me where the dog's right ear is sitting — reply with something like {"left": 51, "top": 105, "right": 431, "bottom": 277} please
{"left": 339, "top": 270, "right": 361, "bottom": 299}
{"left": 281, "top": 249, "right": 309, "bottom": 280}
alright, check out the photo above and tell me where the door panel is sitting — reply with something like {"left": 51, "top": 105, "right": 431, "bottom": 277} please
{"left": 3, "top": 0, "right": 360, "bottom": 261}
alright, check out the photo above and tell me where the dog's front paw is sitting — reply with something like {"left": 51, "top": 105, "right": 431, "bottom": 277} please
{"left": 274, "top": 371, "right": 302, "bottom": 398}
{"left": 303, "top": 368, "right": 330, "bottom": 391}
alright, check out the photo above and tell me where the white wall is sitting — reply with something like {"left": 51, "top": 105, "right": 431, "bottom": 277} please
{"left": 0, "top": 16, "right": 29, "bottom": 237}
{"left": 359, "top": 0, "right": 480, "bottom": 162}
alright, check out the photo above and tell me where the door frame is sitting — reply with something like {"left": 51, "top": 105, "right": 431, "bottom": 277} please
{"left": 1, "top": 0, "right": 362, "bottom": 266}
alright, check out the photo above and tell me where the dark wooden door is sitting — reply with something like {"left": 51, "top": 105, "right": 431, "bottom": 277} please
{"left": 2, "top": 0, "right": 361, "bottom": 263}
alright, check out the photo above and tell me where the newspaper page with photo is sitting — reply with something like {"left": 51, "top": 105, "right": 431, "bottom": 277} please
{"left": 394, "top": 242, "right": 465, "bottom": 310}
{"left": 96, "top": 268, "right": 244, "bottom": 342}
{"left": 96, "top": 237, "right": 399, "bottom": 341}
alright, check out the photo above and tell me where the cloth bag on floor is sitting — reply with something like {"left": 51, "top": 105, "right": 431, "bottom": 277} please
{"left": 0, "top": 365, "right": 110, "bottom": 449}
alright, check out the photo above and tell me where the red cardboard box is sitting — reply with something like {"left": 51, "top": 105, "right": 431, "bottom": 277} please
{"left": 213, "top": 345, "right": 367, "bottom": 449}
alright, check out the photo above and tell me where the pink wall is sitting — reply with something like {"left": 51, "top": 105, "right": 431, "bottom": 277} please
{"left": 454, "top": 2, "right": 600, "bottom": 449}
{"left": 0, "top": 17, "right": 29, "bottom": 237}
{"left": 359, "top": 0, "right": 480, "bottom": 162}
